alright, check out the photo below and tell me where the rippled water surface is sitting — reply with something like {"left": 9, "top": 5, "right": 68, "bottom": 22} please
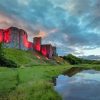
{"left": 55, "top": 70, "right": 100, "bottom": 100}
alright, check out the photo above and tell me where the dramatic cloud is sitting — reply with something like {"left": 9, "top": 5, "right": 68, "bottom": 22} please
{"left": 0, "top": 0, "right": 100, "bottom": 56}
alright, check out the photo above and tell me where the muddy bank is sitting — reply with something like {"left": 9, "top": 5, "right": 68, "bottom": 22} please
{"left": 63, "top": 67, "right": 90, "bottom": 77}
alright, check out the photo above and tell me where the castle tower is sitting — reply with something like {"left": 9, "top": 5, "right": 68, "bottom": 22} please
{"left": 46, "top": 44, "right": 53, "bottom": 59}
{"left": 33, "top": 37, "right": 41, "bottom": 51}
{"left": 40, "top": 44, "right": 53, "bottom": 59}
{"left": 41, "top": 45, "right": 47, "bottom": 56}
{"left": 2, "top": 27, "right": 30, "bottom": 50}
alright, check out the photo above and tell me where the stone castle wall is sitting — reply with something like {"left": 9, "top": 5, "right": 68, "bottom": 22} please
{"left": 0, "top": 27, "right": 57, "bottom": 59}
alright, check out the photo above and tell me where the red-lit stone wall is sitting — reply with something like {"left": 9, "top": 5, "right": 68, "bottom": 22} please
{"left": 40, "top": 44, "right": 53, "bottom": 59}
{"left": 41, "top": 45, "right": 47, "bottom": 56}
{"left": 3, "top": 29, "right": 11, "bottom": 43}
{"left": 23, "top": 32, "right": 29, "bottom": 48}
{"left": 33, "top": 37, "right": 41, "bottom": 51}
{"left": 52, "top": 46, "right": 57, "bottom": 56}
{"left": 0, "top": 29, "right": 3, "bottom": 43}
{"left": 46, "top": 45, "right": 53, "bottom": 59}
{"left": 0, "top": 27, "right": 32, "bottom": 50}
{"left": 0, "top": 27, "right": 57, "bottom": 59}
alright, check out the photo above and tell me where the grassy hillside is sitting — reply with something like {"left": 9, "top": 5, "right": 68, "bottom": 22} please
{"left": 0, "top": 48, "right": 69, "bottom": 100}
{"left": 3, "top": 48, "right": 67, "bottom": 67}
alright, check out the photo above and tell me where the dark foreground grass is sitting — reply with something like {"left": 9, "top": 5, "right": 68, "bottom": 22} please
{"left": 0, "top": 65, "right": 70, "bottom": 100}
{"left": 0, "top": 64, "right": 100, "bottom": 100}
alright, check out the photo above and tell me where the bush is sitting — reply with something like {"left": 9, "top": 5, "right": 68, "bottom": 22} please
{"left": 63, "top": 54, "right": 100, "bottom": 65}
{"left": 0, "top": 42, "right": 18, "bottom": 68}
{"left": 63, "top": 54, "right": 82, "bottom": 65}
{"left": 0, "top": 57, "right": 18, "bottom": 68}
{"left": 0, "top": 42, "right": 4, "bottom": 58}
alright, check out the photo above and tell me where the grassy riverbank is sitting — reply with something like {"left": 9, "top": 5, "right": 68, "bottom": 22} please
{"left": 0, "top": 65, "right": 70, "bottom": 100}
{"left": 1, "top": 64, "right": 100, "bottom": 100}
{"left": 63, "top": 64, "right": 100, "bottom": 76}
{"left": 76, "top": 64, "right": 100, "bottom": 70}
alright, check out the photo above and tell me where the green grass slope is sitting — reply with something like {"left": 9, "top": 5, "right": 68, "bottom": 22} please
{"left": 3, "top": 48, "right": 67, "bottom": 67}
{"left": 0, "top": 48, "right": 69, "bottom": 100}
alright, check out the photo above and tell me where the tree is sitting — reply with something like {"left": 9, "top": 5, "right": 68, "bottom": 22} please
{"left": 0, "top": 42, "right": 4, "bottom": 59}
{"left": 63, "top": 54, "right": 100, "bottom": 65}
{"left": 0, "top": 42, "right": 18, "bottom": 67}
{"left": 63, "top": 54, "right": 83, "bottom": 65}
{"left": 0, "top": 42, "right": 5, "bottom": 66}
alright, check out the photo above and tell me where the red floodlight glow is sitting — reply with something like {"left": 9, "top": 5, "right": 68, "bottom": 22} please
{"left": 4, "top": 29, "right": 11, "bottom": 43}
{"left": 41, "top": 46, "right": 47, "bottom": 56}
{"left": 23, "top": 33, "right": 29, "bottom": 48}
{"left": 0, "top": 30, "right": 3, "bottom": 42}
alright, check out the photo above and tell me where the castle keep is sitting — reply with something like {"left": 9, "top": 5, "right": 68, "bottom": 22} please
{"left": 0, "top": 27, "right": 57, "bottom": 59}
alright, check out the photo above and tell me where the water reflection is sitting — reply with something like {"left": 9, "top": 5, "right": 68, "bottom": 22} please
{"left": 55, "top": 70, "right": 100, "bottom": 100}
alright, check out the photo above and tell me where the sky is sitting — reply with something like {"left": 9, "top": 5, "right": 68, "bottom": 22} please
{"left": 0, "top": 0, "right": 100, "bottom": 56}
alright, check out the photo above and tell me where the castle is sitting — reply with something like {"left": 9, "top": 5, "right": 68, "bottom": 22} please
{"left": 0, "top": 27, "right": 57, "bottom": 59}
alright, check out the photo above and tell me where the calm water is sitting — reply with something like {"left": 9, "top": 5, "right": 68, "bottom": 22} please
{"left": 54, "top": 70, "right": 100, "bottom": 100}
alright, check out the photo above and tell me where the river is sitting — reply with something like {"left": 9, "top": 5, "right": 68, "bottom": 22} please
{"left": 54, "top": 69, "right": 100, "bottom": 100}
